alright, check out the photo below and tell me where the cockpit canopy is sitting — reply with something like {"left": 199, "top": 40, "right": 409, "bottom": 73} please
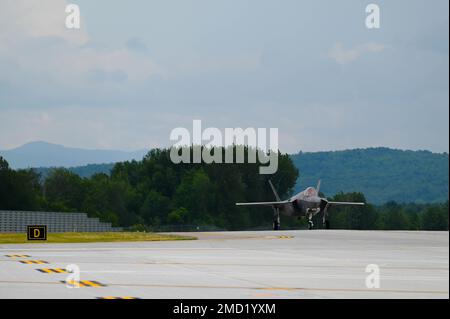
{"left": 303, "top": 187, "right": 317, "bottom": 197}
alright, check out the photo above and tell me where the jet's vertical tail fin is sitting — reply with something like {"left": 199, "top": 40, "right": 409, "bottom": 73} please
{"left": 316, "top": 179, "right": 321, "bottom": 195}
{"left": 268, "top": 179, "right": 281, "bottom": 201}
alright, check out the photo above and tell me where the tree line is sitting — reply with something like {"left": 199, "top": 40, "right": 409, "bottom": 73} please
{"left": 0, "top": 148, "right": 448, "bottom": 231}
{"left": 291, "top": 147, "right": 449, "bottom": 204}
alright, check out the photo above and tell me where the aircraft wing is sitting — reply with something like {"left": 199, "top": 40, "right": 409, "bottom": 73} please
{"left": 236, "top": 200, "right": 290, "bottom": 207}
{"left": 327, "top": 201, "right": 365, "bottom": 206}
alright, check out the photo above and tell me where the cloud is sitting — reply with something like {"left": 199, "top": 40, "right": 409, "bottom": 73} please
{"left": 126, "top": 38, "right": 149, "bottom": 53}
{"left": 0, "top": 0, "right": 165, "bottom": 109}
{"left": 0, "top": 0, "right": 88, "bottom": 47}
{"left": 329, "top": 42, "right": 385, "bottom": 65}
{"left": 0, "top": 106, "right": 197, "bottom": 151}
{"left": 172, "top": 52, "right": 262, "bottom": 75}
{"left": 0, "top": 0, "right": 447, "bottom": 154}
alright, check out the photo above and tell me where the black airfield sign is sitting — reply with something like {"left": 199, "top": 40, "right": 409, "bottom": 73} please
{"left": 27, "top": 225, "right": 47, "bottom": 241}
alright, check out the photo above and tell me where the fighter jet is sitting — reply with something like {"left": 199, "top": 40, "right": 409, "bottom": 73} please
{"left": 236, "top": 180, "right": 365, "bottom": 230}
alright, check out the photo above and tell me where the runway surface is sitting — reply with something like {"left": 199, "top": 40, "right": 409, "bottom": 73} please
{"left": 0, "top": 230, "right": 448, "bottom": 299}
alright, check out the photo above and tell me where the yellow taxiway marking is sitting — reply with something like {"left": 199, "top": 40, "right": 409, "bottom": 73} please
{"left": 37, "top": 268, "right": 67, "bottom": 274}
{"left": 97, "top": 296, "right": 140, "bottom": 300}
{"left": 263, "top": 235, "right": 294, "bottom": 240}
{"left": 62, "top": 280, "right": 106, "bottom": 288}
{"left": 258, "top": 287, "right": 297, "bottom": 291}
{"left": 0, "top": 280, "right": 446, "bottom": 295}
{"left": 252, "top": 293, "right": 278, "bottom": 298}
{"left": 6, "top": 254, "right": 31, "bottom": 258}
{"left": 19, "top": 260, "right": 48, "bottom": 264}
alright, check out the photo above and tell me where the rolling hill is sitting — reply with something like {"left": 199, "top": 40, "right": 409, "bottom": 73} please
{"left": 291, "top": 148, "right": 448, "bottom": 204}
{"left": 0, "top": 141, "right": 147, "bottom": 169}
{"left": 34, "top": 163, "right": 116, "bottom": 179}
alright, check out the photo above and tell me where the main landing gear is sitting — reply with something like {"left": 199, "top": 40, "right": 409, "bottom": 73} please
{"left": 307, "top": 211, "right": 314, "bottom": 230}
{"left": 322, "top": 205, "right": 330, "bottom": 229}
{"left": 306, "top": 208, "right": 331, "bottom": 230}
{"left": 307, "top": 217, "right": 314, "bottom": 230}
{"left": 307, "top": 218, "right": 330, "bottom": 230}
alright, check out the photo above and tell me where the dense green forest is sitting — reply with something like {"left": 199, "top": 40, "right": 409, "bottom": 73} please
{"left": 0, "top": 148, "right": 448, "bottom": 231}
{"left": 33, "top": 147, "right": 449, "bottom": 205}
{"left": 292, "top": 147, "right": 449, "bottom": 204}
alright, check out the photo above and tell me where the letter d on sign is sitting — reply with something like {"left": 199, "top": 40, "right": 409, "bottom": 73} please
{"left": 27, "top": 225, "right": 47, "bottom": 240}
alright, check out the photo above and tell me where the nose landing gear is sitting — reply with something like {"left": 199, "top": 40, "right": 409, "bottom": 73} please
{"left": 307, "top": 212, "right": 314, "bottom": 230}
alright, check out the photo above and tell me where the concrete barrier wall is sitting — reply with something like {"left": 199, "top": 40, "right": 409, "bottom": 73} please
{"left": 0, "top": 210, "right": 123, "bottom": 233}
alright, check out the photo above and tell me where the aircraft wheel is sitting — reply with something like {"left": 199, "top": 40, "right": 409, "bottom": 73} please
{"left": 273, "top": 221, "right": 280, "bottom": 230}
{"left": 308, "top": 221, "right": 314, "bottom": 230}
{"left": 324, "top": 220, "right": 330, "bottom": 229}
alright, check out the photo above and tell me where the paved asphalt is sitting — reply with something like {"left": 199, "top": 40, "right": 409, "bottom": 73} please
{"left": 0, "top": 230, "right": 448, "bottom": 299}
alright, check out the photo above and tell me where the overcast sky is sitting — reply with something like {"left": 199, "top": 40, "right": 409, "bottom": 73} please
{"left": 0, "top": 0, "right": 448, "bottom": 153}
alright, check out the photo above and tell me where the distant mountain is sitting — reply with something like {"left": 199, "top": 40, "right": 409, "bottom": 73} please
{"left": 0, "top": 141, "right": 148, "bottom": 169}
{"left": 291, "top": 147, "right": 449, "bottom": 204}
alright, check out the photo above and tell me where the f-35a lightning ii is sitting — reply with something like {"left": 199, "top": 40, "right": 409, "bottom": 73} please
{"left": 236, "top": 180, "right": 365, "bottom": 230}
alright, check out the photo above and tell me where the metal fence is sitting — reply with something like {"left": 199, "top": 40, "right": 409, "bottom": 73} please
{"left": 0, "top": 210, "right": 122, "bottom": 233}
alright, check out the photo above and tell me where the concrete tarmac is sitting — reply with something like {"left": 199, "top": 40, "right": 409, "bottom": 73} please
{"left": 0, "top": 230, "right": 448, "bottom": 299}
